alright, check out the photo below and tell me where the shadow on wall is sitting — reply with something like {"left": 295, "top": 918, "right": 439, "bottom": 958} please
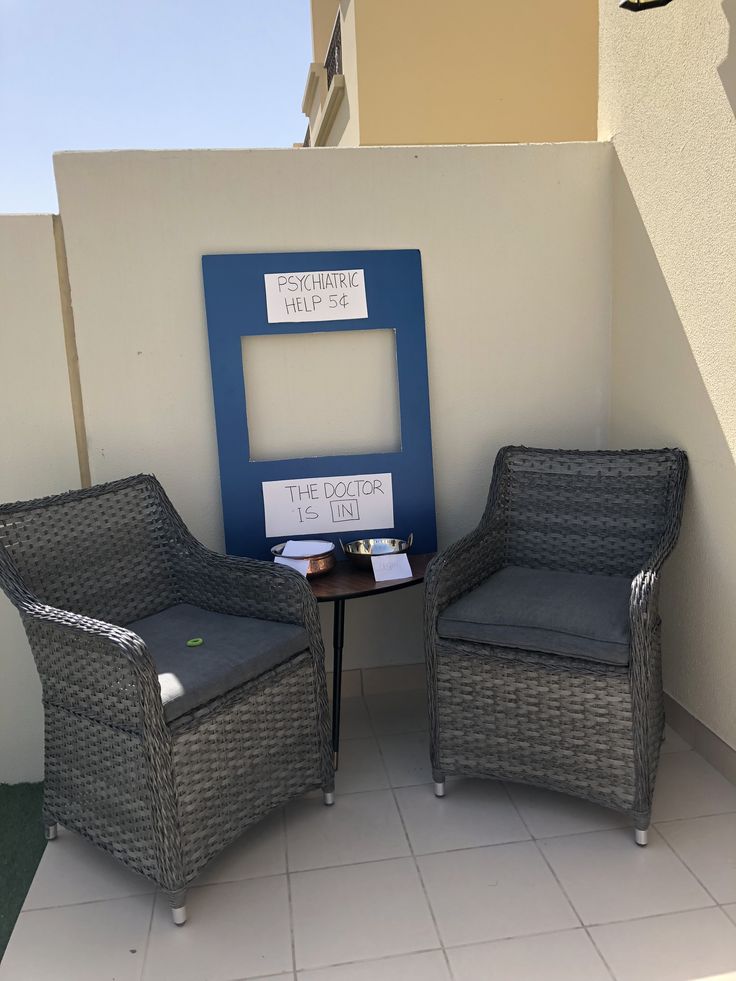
{"left": 610, "top": 155, "right": 736, "bottom": 750}
{"left": 719, "top": 0, "right": 736, "bottom": 115}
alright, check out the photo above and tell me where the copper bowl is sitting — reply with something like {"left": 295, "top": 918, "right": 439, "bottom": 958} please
{"left": 341, "top": 533, "right": 413, "bottom": 570}
{"left": 271, "top": 542, "right": 336, "bottom": 577}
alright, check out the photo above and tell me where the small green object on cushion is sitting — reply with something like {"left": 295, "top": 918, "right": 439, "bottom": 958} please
{"left": 186, "top": 637, "right": 204, "bottom": 648}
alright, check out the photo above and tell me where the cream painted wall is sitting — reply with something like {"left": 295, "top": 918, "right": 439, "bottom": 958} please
{"left": 0, "top": 215, "right": 81, "bottom": 782}
{"left": 311, "top": 0, "right": 339, "bottom": 62}
{"left": 353, "top": 0, "right": 597, "bottom": 145}
{"left": 601, "top": 1, "right": 736, "bottom": 748}
{"left": 54, "top": 142, "right": 611, "bottom": 678}
{"left": 322, "top": 0, "right": 360, "bottom": 147}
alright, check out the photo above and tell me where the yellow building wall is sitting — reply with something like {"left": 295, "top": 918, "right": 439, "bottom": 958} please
{"left": 310, "top": 0, "right": 339, "bottom": 63}
{"left": 353, "top": 0, "right": 598, "bottom": 146}
{"left": 601, "top": 0, "right": 736, "bottom": 749}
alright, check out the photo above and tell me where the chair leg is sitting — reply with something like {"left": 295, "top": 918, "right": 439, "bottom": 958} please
{"left": 43, "top": 817, "right": 58, "bottom": 840}
{"left": 167, "top": 889, "right": 187, "bottom": 926}
{"left": 635, "top": 826, "right": 649, "bottom": 847}
{"left": 433, "top": 771, "right": 446, "bottom": 798}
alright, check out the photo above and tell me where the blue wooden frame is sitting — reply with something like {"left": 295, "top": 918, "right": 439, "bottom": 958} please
{"left": 202, "top": 249, "right": 436, "bottom": 559}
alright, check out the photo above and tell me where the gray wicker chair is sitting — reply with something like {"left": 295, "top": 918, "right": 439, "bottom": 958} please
{"left": 0, "top": 474, "right": 334, "bottom": 924}
{"left": 425, "top": 446, "right": 688, "bottom": 844}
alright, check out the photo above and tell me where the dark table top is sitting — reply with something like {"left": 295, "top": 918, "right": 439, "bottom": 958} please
{"left": 308, "top": 553, "right": 434, "bottom": 603}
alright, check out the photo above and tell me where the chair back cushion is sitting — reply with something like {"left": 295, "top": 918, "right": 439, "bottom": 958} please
{"left": 0, "top": 475, "right": 180, "bottom": 624}
{"left": 127, "top": 603, "right": 309, "bottom": 721}
{"left": 494, "top": 447, "right": 687, "bottom": 576}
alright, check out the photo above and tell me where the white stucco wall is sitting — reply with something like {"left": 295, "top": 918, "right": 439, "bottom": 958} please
{"left": 54, "top": 142, "right": 612, "bottom": 675}
{"left": 0, "top": 215, "right": 81, "bottom": 782}
{"left": 601, "top": 0, "right": 736, "bottom": 748}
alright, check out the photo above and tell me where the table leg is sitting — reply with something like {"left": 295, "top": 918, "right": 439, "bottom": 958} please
{"left": 331, "top": 598, "right": 345, "bottom": 770}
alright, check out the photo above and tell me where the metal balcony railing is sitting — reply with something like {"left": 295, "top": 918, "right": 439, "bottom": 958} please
{"left": 325, "top": 16, "right": 342, "bottom": 89}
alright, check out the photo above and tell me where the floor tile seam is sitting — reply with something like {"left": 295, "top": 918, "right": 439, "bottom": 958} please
{"left": 291, "top": 944, "right": 446, "bottom": 976}
{"left": 19, "top": 890, "right": 157, "bottom": 914}
{"left": 581, "top": 925, "right": 618, "bottom": 981}
{"left": 653, "top": 808, "right": 736, "bottom": 828}
{"left": 366, "top": 695, "right": 453, "bottom": 978}
{"left": 288, "top": 852, "right": 434, "bottom": 880}
{"left": 441, "top": 924, "right": 590, "bottom": 951}
{"left": 218, "top": 969, "right": 297, "bottom": 981}
{"left": 533, "top": 824, "right": 648, "bottom": 847}
{"left": 389, "top": 778, "right": 435, "bottom": 790}
{"left": 582, "top": 899, "right": 722, "bottom": 929}
{"left": 287, "top": 845, "right": 415, "bottom": 875}
{"left": 282, "top": 808, "right": 299, "bottom": 980}
{"left": 187, "top": 868, "right": 289, "bottom": 892}
{"left": 501, "top": 781, "right": 586, "bottom": 930}
{"left": 375, "top": 727, "right": 429, "bottom": 741}
{"left": 136, "top": 890, "right": 157, "bottom": 981}
{"left": 298, "top": 784, "right": 400, "bottom": 805}
{"left": 653, "top": 822, "right": 725, "bottom": 907}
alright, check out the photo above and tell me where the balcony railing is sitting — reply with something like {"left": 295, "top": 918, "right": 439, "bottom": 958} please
{"left": 325, "top": 16, "right": 342, "bottom": 89}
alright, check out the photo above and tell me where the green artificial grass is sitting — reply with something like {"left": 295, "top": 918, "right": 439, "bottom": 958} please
{"left": 0, "top": 783, "right": 45, "bottom": 962}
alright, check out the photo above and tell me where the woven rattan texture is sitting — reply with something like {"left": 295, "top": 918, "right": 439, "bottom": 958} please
{"left": 0, "top": 474, "right": 333, "bottom": 910}
{"left": 425, "top": 446, "right": 687, "bottom": 830}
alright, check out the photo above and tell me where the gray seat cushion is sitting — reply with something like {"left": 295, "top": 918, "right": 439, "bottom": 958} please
{"left": 128, "top": 603, "right": 309, "bottom": 722}
{"left": 437, "top": 566, "right": 632, "bottom": 666}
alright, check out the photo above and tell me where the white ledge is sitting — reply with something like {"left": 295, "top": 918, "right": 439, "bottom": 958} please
{"left": 313, "top": 75, "right": 346, "bottom": 147}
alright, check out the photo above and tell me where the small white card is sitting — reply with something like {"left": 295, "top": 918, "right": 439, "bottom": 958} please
{"left": 371, "top": 553, "right": 412, "bottom": 582}
{"left": 282, "top": 539, "right": 334, "bottom": 558}
{"left": 274, "top": 556, "right": 310, "bottom": 577}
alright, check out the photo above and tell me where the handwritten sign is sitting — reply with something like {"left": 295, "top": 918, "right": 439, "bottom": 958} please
{"left": 262, "top": 472, "right": 393, "bottom": 538}
{"left": 264, "top": 269, "right": 368, "bottom": 324}
{"left": 371, "top": 553, "right": 412, "bottom": 582}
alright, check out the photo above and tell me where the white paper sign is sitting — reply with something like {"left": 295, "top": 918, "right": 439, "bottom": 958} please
{"left": 274, "top": 556, "right": 310, "bottom": 577}
{"left": 262, "top": 473, "right": 393, "bottom": 538}
{"left": 371, "top": 553, "right": 412, "bottom": 582}
{"left": 264, "top": 269, "right": 368, "bottom": 324}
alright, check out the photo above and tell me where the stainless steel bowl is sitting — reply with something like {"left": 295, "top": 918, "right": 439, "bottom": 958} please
{"left": 271, "top": 542, "right": 336, "bottom": 577}
{"left": 341, "top": 533, "right": 413, "bottom": 570}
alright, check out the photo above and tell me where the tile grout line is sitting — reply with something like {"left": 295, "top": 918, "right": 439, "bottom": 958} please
{"left": 137, "top": 892, "right": 157, "bottom": 981}
{"left": 282, "top": 806, "right": 298, "bottom": 979}
{"left": 654, "top": 824, "right": 724, "bottom": 908}
{"left": 365, "top": 695, "right": 456, "bottom": 981}
{"left": 500, "top": 781, "right": 618, "bottom": 981}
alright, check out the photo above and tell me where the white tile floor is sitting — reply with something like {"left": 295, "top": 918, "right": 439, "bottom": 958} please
{"left": 3, "top": 694, "right": 736, "bottom": 981}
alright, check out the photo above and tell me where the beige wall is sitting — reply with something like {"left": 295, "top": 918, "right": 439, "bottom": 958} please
{"left": 0, "top": 215, "right": 81, "bottom": 782}
{"left": 54, "top": 142, "right": 611, "bottom": 675}
{"left": 311, "top": 0, "right": 339, "bottom": 63}
{"left": 602, "top": 1, "right": 736, "bottom": 748}
{"left": 325, "top": 0, "right": 360, "bottom": 147}
{"left": 353, "top": 0, "right": 597, "bottom": 146}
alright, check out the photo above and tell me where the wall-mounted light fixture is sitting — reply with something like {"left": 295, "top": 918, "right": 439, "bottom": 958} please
{"left": 619, "top": 0, "right": 674, "bottom": 9}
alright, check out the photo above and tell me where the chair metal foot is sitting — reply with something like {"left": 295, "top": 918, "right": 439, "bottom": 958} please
{"left": 635, "top": 827, "right": 649, "bottom": 846}
{"left": 323, "top": 790, "right": 335, "bottom": 806}
{"left": 433, "top": 780, "right": 446, "bottom": 798}
{"left": 171, "top": 904, "right": 187, "bottom": 926}
{"left": 44, "top": 823, "right": 58, "bottom": 841}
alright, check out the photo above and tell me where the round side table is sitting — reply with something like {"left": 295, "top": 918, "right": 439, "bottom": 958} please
{"left": 309, "top": 553, "right": 434, "bottom": 768}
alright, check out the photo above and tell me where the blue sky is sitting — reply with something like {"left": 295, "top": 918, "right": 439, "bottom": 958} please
{"left": 0, "top": 1, "right": 312, "bottom": 213}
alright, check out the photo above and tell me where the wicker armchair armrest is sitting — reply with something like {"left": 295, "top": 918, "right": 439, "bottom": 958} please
{"left": 425, "top": 519, "right": 505, "bottom": 624}
{"left": 21, "top": 599, "right": 165, "bottom": 734}
{"left": 175, "top": 536, "right": 318, "bottom": 623}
